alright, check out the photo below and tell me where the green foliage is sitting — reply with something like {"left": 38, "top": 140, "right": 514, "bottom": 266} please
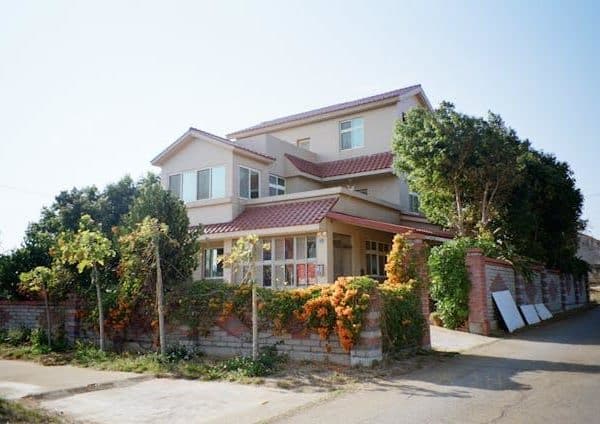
{"left": 219, "top": 345, "right": 286, "bottom": 377}
{"left": 124, "top": 174, "right": 201, "bottom": 287}
{"left": 162, "top": 343, "right": 204, "bottom": 363}
{"left": 378, "top": 283, "right": 425, "bottom": 352}
{"left": 1, "top": 327, "right": 32, "bottom": 346}
{"left": 500, "top": 148, "right": 585, "bottom": 271}
{"left": 18, "top": 266, "right": 57, "bottom": 296}
{"left": 427, "top": 237, "right": 496, "bottom": 329}
{"left": 54, "top": 215, "right": 115, "bottom": 274}
{"left": 172, "top": 280, "right": 233, "bottom": 336}
{"left": 393, "top": 102, "right": 522, "bottom": 237}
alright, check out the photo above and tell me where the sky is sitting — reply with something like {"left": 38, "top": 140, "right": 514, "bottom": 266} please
{"left": 0, "top": 0, "right": 599, "bottom": 252}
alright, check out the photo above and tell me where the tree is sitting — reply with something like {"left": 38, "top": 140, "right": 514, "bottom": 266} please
{"left": 54, "top": 215, "right": 115, "bottom": 350}
{"left": 221, "top": 234, "right": 261, "bottom": 360}
{"left": 125, "top": 174, "right": 201, "bottom": 285}
{"left": 1, "top": 176, "right": 139, "bottom": 300}
{"left": 19, "top": 266, "right": 60, "bottom": 345}
{"left": 501, "top": 148, "right": 584, "bottom": 270}
{"left": 392, "top": 102, "right": 521, "bottom": 237}
{"left": 118, "top": 217, "right": 173, "bottom": 355}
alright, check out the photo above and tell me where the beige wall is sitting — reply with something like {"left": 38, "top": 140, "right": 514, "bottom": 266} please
{"left": 238, "top": 96, "right": 422, "bottom": 162}
{"left": 286, "top": 176, "right": 324, "bottom": 193}
{"left": 323, "top": 173, "right": 410, "bottom": 210}
{"left": 159, "top": 136, "right": 234, "bottom": 196}
{"left": 333, "top": 195, "right": 401, "bottom": 224}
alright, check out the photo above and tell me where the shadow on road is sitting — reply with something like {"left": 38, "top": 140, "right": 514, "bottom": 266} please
{"left": 361, "top": 353, "right": 600, "bottom": 398}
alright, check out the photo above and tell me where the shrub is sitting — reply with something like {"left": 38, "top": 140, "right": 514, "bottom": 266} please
{"left": 221, "top": 345, "right": 286, "bottom": 377}
{"left": 163, "top": 343, "right": 204, "bottom": 363}
{"left": 378, "top": 282, "right": 425, "bottom": 352}
{"left": 3, "top": 327, "right": 31, "bottom": 346}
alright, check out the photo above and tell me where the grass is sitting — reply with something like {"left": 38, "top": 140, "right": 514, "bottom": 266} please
{"left": 0, "top": 398, "right": 63, "bottom": 423}
{"left": 0, "top": 341, "right": 285, "bottom": 383}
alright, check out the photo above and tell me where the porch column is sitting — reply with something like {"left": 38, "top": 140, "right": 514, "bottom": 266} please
{"left": 223, "top": 239, "right": 233, "bottom": 283}
{"left": 406, "top": 233, "right": 431, "bottom": 349}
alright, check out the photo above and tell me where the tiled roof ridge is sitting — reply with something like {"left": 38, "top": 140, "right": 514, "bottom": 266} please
{"left": 228, "top": 85, "right": 421, "bottom": 136}
{"left": 204, "top": 197, "right": 338, "bottom": 234}
{"left": 285, "top": 151, "right": 394, "bottom": 178}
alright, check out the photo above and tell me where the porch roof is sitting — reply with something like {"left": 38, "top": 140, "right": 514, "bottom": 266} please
{"left": 203, "top": 197, "right": 338, "bottom": 234}
{"left": 325, "top": 211, "right": 453, "bottom": 240}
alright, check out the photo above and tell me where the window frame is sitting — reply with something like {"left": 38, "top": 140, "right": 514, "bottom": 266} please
{"left": 268, "top": 174, "right": 286, "bottom": 196}
{"left": 365, "top": 240, "right": 389, "bottom": 277}
{"left": 253, "top": 235, "right": 318, "bottom": 288}
{"left": 204, "top": 247, "right": 224, "bottom": 279}
{"left": 339, "top": 117, "right": 364, "bottom": 151}
{"left": 296, "top": 138, "right": 310, "bottom": 150}
{"left": 409, "top": 192, "right": 420, "bottom": 213}
{"left": 167, "top": 165, "right": 226, "bottom": 203}
{"left": 239, "top": 166, "right": 261, "bottom": 199}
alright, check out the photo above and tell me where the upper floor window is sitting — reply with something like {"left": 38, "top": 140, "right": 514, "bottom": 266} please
{"left": 297, "top": 138, "right": 310, "bottom": 150}
{"left": 239, "top": 166, "right": 260, "bottom": 199}
{"left": 339, "top": 118, "right": 364, "bottom": 150}
{"left": 169, "top": 166, "right": 225, "bottom": 203}
{"left": 269, "top": 175, "right": 286, "bottom": 196}
{"left": 409, "top": 192, "right": 420, "bottom": 213}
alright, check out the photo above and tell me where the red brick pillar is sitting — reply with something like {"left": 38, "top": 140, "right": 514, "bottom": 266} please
{"left": 466, "top": 248, "right": 490, "bottom": 335}
{"left": 406, "top": 234, "right": 431, "bottom": 349}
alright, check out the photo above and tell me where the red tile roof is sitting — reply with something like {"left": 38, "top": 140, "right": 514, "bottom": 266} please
{"left": 204, "top": 198, "right": 338, "bottom": 234}
{"left": 326, "top": 211, "right": 453, "bottom": 239}
{"left": 228, "top": 85, "right": 422, "bottom": 137}
{"left": 285, "top": 151, "right": 393, "bottom": 179}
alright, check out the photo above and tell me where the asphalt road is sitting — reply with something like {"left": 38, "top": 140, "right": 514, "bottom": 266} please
{"left": 277, "top": 307, "right": 600, "bottom": 424}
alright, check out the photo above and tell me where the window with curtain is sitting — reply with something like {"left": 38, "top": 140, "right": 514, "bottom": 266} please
{"left": 269, "top": 175, "right": 286, "bottom": 196}
{"left": 168, "top": 166, "right": 225, "bottom": 202}
{"left": 204, "top": 247, "right": 224, "bottom": 278}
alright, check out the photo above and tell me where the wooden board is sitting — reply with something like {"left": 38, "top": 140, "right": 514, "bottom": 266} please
{"left": 492, "top": 290, "right": 526, "bottom": 333}
{"left": 519, "top": 304, "right": 541, "bottom": 325}
{"left": 534, "top": 303, "right": 553, "bottom": 320}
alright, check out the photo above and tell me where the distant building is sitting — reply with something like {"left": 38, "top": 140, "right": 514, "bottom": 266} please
{"left": 578, "top": 233, "right": 600, "bottom": 285}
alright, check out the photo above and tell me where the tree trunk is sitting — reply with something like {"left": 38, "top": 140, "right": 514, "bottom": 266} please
{"left": 251, "top": 283, "right": 258, "bottom": 360}
{"left": 43, "top": 291, "right": 52, "bottom": 347}
{"left": 93, "top": 268, "right": 105, "bottom": 351}
{"left": 155, "top": 236, "right": 166, "bottom": 356}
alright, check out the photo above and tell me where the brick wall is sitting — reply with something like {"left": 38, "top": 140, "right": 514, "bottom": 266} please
{"left": 465, "top": 248, "right": 589, "bottom": 335}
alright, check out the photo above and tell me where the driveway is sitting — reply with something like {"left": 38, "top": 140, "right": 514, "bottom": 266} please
{"left": 276, "top": 306, "right": 600, "bottom": 423}
{"left": 0, "top": 359, "right": 327, "bottom": 423}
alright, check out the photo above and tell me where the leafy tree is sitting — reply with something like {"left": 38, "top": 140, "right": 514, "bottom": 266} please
{"left": 221, "top": 234, "right": 262, "bottom": 360}
{"left": 19, "top": 266, "right": 61, "bottom": 345}
{"left": 392, "top": 102, "right": 521, "bottom": 237}
{"left": 54, "top": 215, "right": 115, "bottom": 350}
{"left": 118, "top": 217, "right": 173, "bottom": 355}
{"left": 501, "top": 148, "right": 584, "bottom": 270}
{"left": 1, "top": 176, "right": 139, "bottom": 300}
{"left": 124, "top": 174, "right": 201, "bottom": 287}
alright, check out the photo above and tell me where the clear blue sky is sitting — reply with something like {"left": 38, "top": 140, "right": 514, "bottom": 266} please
{"left": 1, "top": 0, "right": 599, "bottom": 251}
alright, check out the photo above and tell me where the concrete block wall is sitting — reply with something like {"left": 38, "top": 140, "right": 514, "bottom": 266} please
{"left": 466, "top": 249, "right": 589, "bottom": 335}
{"left": 0, "top": 297, "right": 385, "bottom": 366}
{"left": 0, "top": 300, "right": 80, "bottom": 340}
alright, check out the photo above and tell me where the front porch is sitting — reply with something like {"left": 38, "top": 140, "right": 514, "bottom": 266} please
{"left": 197, "top": 210, "right": 448, "bottom": 287}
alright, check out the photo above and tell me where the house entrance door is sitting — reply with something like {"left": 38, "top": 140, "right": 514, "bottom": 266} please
{"left": 333, "top": 233, "right": 352, "bottom": 279}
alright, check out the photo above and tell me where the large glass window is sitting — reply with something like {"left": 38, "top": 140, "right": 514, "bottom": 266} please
{"left": 252, "top": 236, "right": 318, "bottom": 288}
{"left": 239, "top": 166, "right": 260, "bottom": 199}
{"left": 269, "top": 175, "right": 286, "bottom": 196}
{"left": 169, "top": 166, "right": 225, "bottom": 202}
{"left": 204, "top": 247, "right": 224, "bottom": 278}
{"left": 339, "top": 117, "right": 364, "bottom": 150}
{"left": 365, "top": 240, "right": 389, "bottom": 277}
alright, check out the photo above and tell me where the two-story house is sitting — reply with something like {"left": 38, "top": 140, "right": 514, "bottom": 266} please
{"left": 151, "top": 85, "right": 450, "bottom": 287}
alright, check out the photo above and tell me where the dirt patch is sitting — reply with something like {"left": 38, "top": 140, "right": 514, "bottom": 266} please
{"left": 263, "top": 350, "right": 458, "bottom": 393}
